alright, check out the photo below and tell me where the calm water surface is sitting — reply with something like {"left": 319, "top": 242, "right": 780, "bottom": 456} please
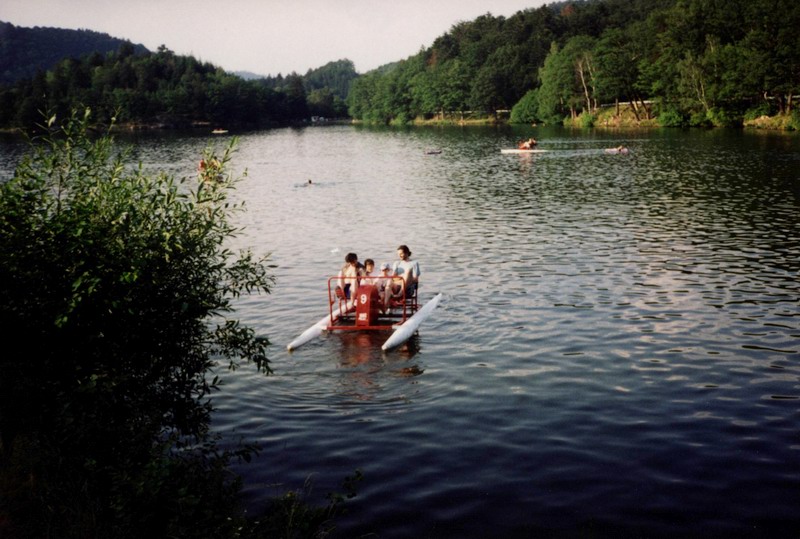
{"left": 4, "top": 125, "right": 799, "bottom": 537}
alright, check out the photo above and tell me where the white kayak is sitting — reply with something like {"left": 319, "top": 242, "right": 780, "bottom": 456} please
{"left": 287, "top": 299, "right": 354, "bottom": 351}
{"left": 501, "top": 148, "right": 548, "bottom": 154}
{"left": 381, "top": 293, "right": 442, "bottom": 351}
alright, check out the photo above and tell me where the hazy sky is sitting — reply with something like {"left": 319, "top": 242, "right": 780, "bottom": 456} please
{"left": 2, "top": 0, "right": 550, "bottom": 76}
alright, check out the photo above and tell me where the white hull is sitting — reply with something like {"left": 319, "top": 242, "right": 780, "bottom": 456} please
{"left": 381, "top": 293, "right": 442, "bottom": 351}
{"left": 501, "top": 149, "right": 548, "bottom": 154}
{"left": 287, "top": 300, "right": 353, "bottom": 351}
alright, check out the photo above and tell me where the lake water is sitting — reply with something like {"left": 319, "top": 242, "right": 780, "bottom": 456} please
{"left": 3, "top": 125, "right": 799, "bottom": 537}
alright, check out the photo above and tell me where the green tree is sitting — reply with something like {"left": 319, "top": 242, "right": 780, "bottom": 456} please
{"left": 409, "top": 68, "right": 440, "bottom": 118}
{"left": 469, "top": 45, "right": 527, "bottom": 114}
{"left": 303, "top": 59, "right": 359, "bottom": 100}
{"left": 283, "top": 72, "right": 309, "bottom": 120}
{"left": 594, "top": 30, "right": 627, "bottom": 100}
{"left": 0, "top": 110, "right": 273, "bottom": 538}
{"left": 537, "top": 42, "right": 574, "bottom": 123}
{"left": 307, "top": 87, "right": 347, "bottom": 117}
{"left": 739, "top": 0, "right": 800, "bottom": 114}
{"left": 563, "top": 35, "right": 598, "bottom": 115}
{"left": 510, "top": 89, "right": 540, "bottom": 124}
{"left": 439, "top": 59, "right": 472, "bottom": 117}
{"left": 469, "top": 62, "right": 504, "bottom": 114}
{"left": 347, "top": 71, "right": 379, "bottom": 120}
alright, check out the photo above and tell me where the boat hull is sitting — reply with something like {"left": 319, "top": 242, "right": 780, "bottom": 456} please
{"left": 381, "top": 293, "right": 442, "bottom": 351}
{"left": 287, "top": 299, "right": 354, "bottom": 351}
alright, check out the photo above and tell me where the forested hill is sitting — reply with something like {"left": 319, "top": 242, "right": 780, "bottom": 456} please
{"left": 261, "top": 59, "right": 358, "bottom": 101}
{"left": 348, "top": 0, "right": 800, "bottom": 128}
{"left": 260, "top": 59, "right": 357, "bottom": 119}
{"left": 4, "top": 0, "right": 799, "bottom": 131}
{"left": 0, "top": 20, "right": 353, "bottom": 130}
{"left": 0, "top": 21, "right": 149, "bottom": 85}
{"left": 0, "top": 29, "right": 352, "bottom": 129}
{"left": 0, "top": 44, "right": 315, "bottom": 129}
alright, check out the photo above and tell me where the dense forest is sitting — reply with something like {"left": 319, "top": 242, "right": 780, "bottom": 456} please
{"left": 0, "top": 24, "right": 355, "bottom": 129}
{"left": 0, "top": 43, "right": 334, "bottom": 129}
{"left": 2, "top": 0, "right": 799, "bottom": 130}
{"left": 262, "top": 59, "right": 358, "bottom": 118}
{"left": 347, "top": 0, "right": 800, "bottom": 128}
{"left": 0, "top": 21, "right": 149, "bottom": 85}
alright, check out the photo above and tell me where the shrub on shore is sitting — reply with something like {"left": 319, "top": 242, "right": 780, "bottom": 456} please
{"left": 0, "top": 109, "right": 355, "bottom": 538}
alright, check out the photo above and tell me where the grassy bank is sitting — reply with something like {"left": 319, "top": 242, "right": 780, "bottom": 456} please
{"left": 742, "top": 113, "right": 800, "bottom": 130}
{"left": 565, "top": 105, "right": 799, "bottom": 131}
{"left": 356, "top": 104, "right": 799, "bottom": 131}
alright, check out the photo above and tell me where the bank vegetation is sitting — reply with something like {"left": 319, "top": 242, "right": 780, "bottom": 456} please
{"left": 0, "top": 110, "right": 357, "bottom": 538}
{"left": 347, "top": 0, "right": 800, "bottom": 130}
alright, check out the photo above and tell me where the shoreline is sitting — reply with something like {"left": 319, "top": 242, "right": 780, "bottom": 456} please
{"left": 403, "top": 107, "right": 799, "bottom": 131}
{"left": 3, "top": 113, "right": 797, "bottom": 135}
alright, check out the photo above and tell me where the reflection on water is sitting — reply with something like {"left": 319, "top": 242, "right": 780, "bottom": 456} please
{"left": 2, "top": 125, "right": 799, "bottom": 537}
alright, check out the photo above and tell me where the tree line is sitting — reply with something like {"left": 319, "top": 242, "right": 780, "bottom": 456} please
{"left": 3, "top": 0, "right": 798, "bottom": 130}
{"left": 0, "top": 21, "right": 149, "bottom": 85}
{"left": 0, "top": 44, "right": 357, "bottom": 129}
{"left": 347, "top": 0, "right": 800, "bottom": 128}
{"left": 261, "top": 59, "right": 357, "bottom": 119}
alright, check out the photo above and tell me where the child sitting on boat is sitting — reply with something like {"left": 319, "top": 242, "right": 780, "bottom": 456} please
{"left": 374, "top": 262, "right": 402, "bottom": 312}
{"left": 361, "top": 259, "right": 376, "bottom": 282}
{"left": 518, "top": 137, "right": 537, "bottom": 149}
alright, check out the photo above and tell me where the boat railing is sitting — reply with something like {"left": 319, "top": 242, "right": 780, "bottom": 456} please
{"left": 327, "top": 275, "right": 417, "bottom": 327}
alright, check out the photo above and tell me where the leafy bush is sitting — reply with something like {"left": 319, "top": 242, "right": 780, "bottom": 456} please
{"left": 248, "top": 470, "right": 363, "bottom": 538}
{"left": 579, "top": 112, "right": 596, "bottom": 128}
{"left": 510, "top": 89, "right": 539, "bottom": 124}
{"left": 0, "top": 109, "right": 274, "bottom": 538}
{"left": 657, "top": 108, "right": 688, "bottom": 127}
{"left": 744, "top": 102, "right": 773, "bottom": 122}
{"left": 689, "top": 110, "right": 712, "bottom": 127}
{"left": 390, "top": 111, "right": 411, "bottom": 125}
{"left": 788, "top": 110, "right": 800, "bottom": 131}
{"left": 707, "top": 107, "right": 742, "bottom": 128}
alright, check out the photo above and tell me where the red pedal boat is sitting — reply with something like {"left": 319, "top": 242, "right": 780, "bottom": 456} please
{"left": 287, "top": 276, "right": 442, "bottom": 352}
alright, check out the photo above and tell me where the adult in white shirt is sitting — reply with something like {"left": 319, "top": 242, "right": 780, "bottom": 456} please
{"left": 391, "top": 244, "right": 420, "bottom": 299}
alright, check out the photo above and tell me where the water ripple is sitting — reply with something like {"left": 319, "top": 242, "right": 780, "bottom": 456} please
{"left": 6, "top": 126, "right": 798, "bottom": 537}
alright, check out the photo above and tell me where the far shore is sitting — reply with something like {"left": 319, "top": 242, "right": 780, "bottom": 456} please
{"left": 2, "top": 112, "right": 797, "bottom": 135}
{"left": 407, "top": 107, "right": 799, "bottom": 131}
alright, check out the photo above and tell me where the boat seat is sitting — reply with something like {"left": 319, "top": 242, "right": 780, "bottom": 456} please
{"left": 387, "top": 283, "right": 418, "bottom": 313}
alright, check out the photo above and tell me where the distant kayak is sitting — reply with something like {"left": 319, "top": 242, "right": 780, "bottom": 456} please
{"left": 604, "top": 147, "right": 629, "bottom": 154}
{"left": 501, "top": 148, "right": 548, "bottom": 154}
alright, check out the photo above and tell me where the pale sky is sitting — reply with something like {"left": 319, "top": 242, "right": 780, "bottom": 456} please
{"left": 1, "top": 0, "right": 549, "bottom": 76}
